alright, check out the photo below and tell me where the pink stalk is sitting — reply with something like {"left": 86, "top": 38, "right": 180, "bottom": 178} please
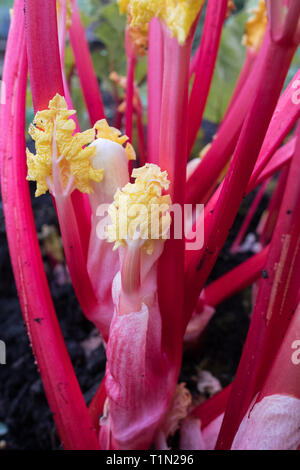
{"left": 186, "top": 39, "right": 300, "bottom": 207}
{"left": 186, "top": 247, "right": 269, "bottom": 346}
{"left": 1, "top": 0, "right": 99, "bottom": 449}
{"left": 230, "top": 178, "right": 270, "bottom": 254}
{"left": 69, "top": 0, "right": 105, "bottom": 125}
{"left": 201, "top": 246, "right": 269, "bottom": 308}
{"left": 184, "top": 25, "right": 298, "bottom": 328}
{"left": 248, "top": 68, "right": 300, "bottom": 191}
{"left": 222, "top": 49, "right": 257, "bottom": 122}
{"left": 57, "top": 0, "right": 79, "bottom": 128}
{"left": 147, "top": 18, "right": 164, "bottom": 164}
{"left": 216, "top": 119, "right": 300, "bottom": 450}
{"left": 186, "top": 31, "right": 271, "bottom": 205}
{"left": 185, "top": 137, "right": 293, "bottom": 307}
{"left": 157, "top": 26, "right": 193, "bottom": 358}
{"left": 89, "top": 380, "right": 107, "bottom": 433}
{"left": 25, "top": 0, "right": 98, "bottom": 321}
{"left": 250, "top": 137, "right": 295, "bottom": 189}
{"left": 189, "top": 40, "right": 201, "bottom": 78}
{"left": 192, "top": 386, "right": 232, "bottom": 429}
{"left": 232, "top": 299, "right": 300, "bottom": 450}
{"left": 25, "top": 0, "right": 64, "bottom": 108}
{"left": 136, "top": 101, "right": 146, "bottom": 166}
{"left": 187, "top": 0, "right": 228, "bottom": 155}
{"left": 57, "top": 0, "right": 91, "bottom": 260}
{"left": 125, "top": 31, "right": 136, "bottom": 143}
{"left": 260, "top": 166, "right": 289, "bottom": 246}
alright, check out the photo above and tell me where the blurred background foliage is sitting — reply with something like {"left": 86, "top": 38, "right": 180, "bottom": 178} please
{"left": 0, "top": 0, "right": 300, "bottom": 152}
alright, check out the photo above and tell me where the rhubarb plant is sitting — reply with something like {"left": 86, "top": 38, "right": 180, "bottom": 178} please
{"left": 1, "top": 0, "right": 300, "bottom": 450}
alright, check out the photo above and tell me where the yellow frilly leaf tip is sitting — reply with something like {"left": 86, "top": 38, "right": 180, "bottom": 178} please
{"left": 242, "top": 0, "right": 267, "bottom": 52}
{"left": 118, "top": 0, "right": 205, "bottom": 46}
{"left": 94, "top": 119, "right": 136, "bottom": 161}
{"left": 106, "top": 163, "right": 172, "bottom": 255}
{"left": 26, "top": 94, "right": 104, "bottom": 197}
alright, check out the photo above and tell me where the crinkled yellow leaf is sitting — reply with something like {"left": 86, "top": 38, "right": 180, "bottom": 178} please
{"left": 106, "top": 163, "right": 172, "bottom": 255}
{"left": 94, "top": 119, "right": 136, "bottom": 161}
{"left": 27, "top": 94, "right": 103, "bottom": 197}
{"left": 118, "top": 0, "right": 204, "bottom": 45}
{"left": 242, "top": 0, "right": 267, "bottom": 52}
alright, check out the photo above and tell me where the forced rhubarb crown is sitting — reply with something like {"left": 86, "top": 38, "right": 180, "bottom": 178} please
{"left": 118, "top": 0, "right": 205, "bottom": 46}
{"left": 26, "top": 94, "right": 103, "bottom": 197}
{"left": 106, "top": 163, "right": 172, "bottom": 255}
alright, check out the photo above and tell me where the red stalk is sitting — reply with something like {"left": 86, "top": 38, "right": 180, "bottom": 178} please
{"left": 260, "top": 166, "right": 289, "bottom": 246}
{"left": 25, "top": 0, "right": 64, "bottom": 109}
{"left": 187, "top": 40, "right": 300, "bottom": 207}
{"left": 125, "top": 31, "right": 136, "bottom": 143}
{"left": 57, "top": 0, "right": 79, "bottom": 129}
{"left": 187, "top": 0, "right": 228, "bottom": 155}
{"left": 136, "top": 101, "right": 146, "bottom": 166}
{"left": 54, "top": 195, "right": 98, "bottom": 315}
{"left": 250, "top": 137, "right": 295, "bottom": 189}
{"left": 25, "top": 0, "right": 97, "bottom": 317}
{"left": 186, "top": 32, "right": 271, "bottom": 205}
{"left": 57, "top": 0, "right": 91, "bottom": 260}
{"left": 184, "top": 27, "right": 297, "bottom": 328}
{"left": 185, "top": 136, "right": 294, "bottom": 300}
{"left": 216, "top": 119, "right": 300, "bottom": 450}
{"left": 230, "top": 179, "right": 270, "bottom": 254}
{"left": 192, "top": 385, "right": 232, "bottom": 429}
{"left": 69, "top": 0, "right": 105, "bottom": 125}
{"left": 157, "top": 26, "right": 192, "bottom": 358}
{"left": 222, "top": 49, "right": 257, "bottom": 122}
{"left": 1, "top": 0, "right": 99, "bottom": 449}
{"left": 201, "top": 246, "right": 269, "bottom": 308}
{"left": 259, "top": 299, "right": 300, "bottom": 402}
{"left": 89, "top": 380, "right": 107, "bottom": 433}
{"left": 248, "top": 68, "right": 300, "bottom": 191}
{"left": 147, "top": 18, "right": 164, "bottom": 164}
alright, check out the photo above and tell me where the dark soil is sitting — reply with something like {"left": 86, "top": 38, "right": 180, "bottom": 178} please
{"left": 0, "top": 179, "right": 269, "bottom": 450}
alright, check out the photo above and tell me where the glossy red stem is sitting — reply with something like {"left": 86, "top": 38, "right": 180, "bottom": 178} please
{"left": 186, "top": 32, "right": 271, "bottom": 205}
{"left": 158, "top": 26, "right": 192, "bottom": 358}
{"left": 1, "top": 0, "right": 99, "bottom": 449}
{"left": 202, "top": 246, "right": 269, "bottom": 308}
{"left": 192, "top": 386, "right": 232, "bottom": 429}
{"left": 25, "top": 0, "right": 64, "bottom": 109}
{"left": 260, "top": 166, "right": 289, "bottom": 246}
{"left": 216, "top": 120, "right": 300, "bottom": 450}
{"left": 69, "top": 0, "right": 105, "bottom": 125}
{"left": 25, "top": 0, "right": 97, "bottom": 314}
{"left": 184, "top": 29, "right": 296, "bottom": 328}
{"left": 230, "top": 179, "right": 270, "bottom": 254}
{"left": 147, "top": 18, "right": 164, "bottom": 164}
{"left": 187, "top": 0, "right": 228, "bottom": 155}
{"left": 222, "top": 48, "right": 257, "bottom": 124}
